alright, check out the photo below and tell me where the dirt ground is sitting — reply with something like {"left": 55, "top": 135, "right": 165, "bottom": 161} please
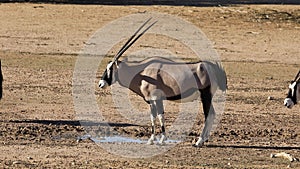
{"left": 0, "top": 3, "right": 300, "bottom": 168}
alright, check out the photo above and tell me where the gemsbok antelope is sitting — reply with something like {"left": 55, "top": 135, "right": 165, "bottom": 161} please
{"left": 98, "top": 19, "right": 227, "bottom": 147}
{"left": 284, "top": 70, "right": 300, "bottom": 109}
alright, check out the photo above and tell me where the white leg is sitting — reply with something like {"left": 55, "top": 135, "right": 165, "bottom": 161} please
{"left": 158, "top": 113, "right": 167, "bottom": 145}
{"left": 155, "top": 99, "right": 167, "bottom": 145}
{"left": 195, "top": 107, "right": 215, "bottom": 147}
{"left": 147, "top": 133, "right": 156, "bottom": 145}
{"left": 147, "top": 102, "right": 157, "bottom": 145}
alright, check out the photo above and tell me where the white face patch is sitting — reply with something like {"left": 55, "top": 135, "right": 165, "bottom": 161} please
{"left": 284, "top": 98, "right": 294, "bottom": 109}
{"left": 289, "top": 82, "right": 296, "bottom": 100}
{"left": 106, "top": 62, "right": 114, "bottom": 77}
{"left": 99, "top": 80, "right": 107, "bottom": 89}
{"left": 289, "top": 82, "right": 300, "bottom": 103}
{"left": 289, "top": 82, "right": 296, "bottom": 90}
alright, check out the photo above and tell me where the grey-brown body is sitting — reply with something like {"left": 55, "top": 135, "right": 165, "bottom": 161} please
{"left": 99, "top": 18, "right": 226, "bottom": 146}
{"left": 117, "top": 57, "right": 211, "bottom": 101}
{"left": 99, "top": 57, "right": 227, "bottom": 146}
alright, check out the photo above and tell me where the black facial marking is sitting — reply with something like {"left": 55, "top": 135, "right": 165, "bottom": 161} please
{"left": 151, "top": 125, "right": 155, "bottom": 134}
{"left": 161, "top": 125, "right": 165, "bottom": 134}
{"left": 292, "top": 83, "right": 298, "bottom": 104}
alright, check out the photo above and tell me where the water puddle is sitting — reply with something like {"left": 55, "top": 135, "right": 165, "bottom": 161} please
{"left": 78, "top": 135, "right": 180, "bottom": 144}
{"left": 92, "top": 136, "right": 146, "bottom": 143}
{"left": 77, "top": 134, "right": 182, "bottom": 158}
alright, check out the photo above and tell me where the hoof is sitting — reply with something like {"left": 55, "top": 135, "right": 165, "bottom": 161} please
{"left": 193, "top": 143, "right": 204, "bottom": 148}
{"left": 158, "top": 142, "right": 166, "bottom": 146}
{"left": 158, "top": 135, "right": 167, "bottom": 145}
{"left": 194, "top": 138, "right": 208, "bottom": 147}
{"left": 147, "top": 138, "right": 155, "bottom": 145}
{"left": 147, "top": 134, "right": 156, "bottom": 145}
{"left": 147, "top": 140, "right": 154, "bottom": 145}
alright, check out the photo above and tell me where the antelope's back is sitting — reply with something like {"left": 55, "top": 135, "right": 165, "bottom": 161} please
{"left": 140, "top": 58, "right": 205, "bottom": 97}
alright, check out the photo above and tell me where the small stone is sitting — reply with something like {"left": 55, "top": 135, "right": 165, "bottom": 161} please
{"left": 268, "top": 96, "right": 274, "bottom": 100}
{"left": 12, "top": 161, "right": 22, "bottom": 165}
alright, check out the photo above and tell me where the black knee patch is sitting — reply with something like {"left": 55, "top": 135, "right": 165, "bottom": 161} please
{"left": 151, "top": 125, "right": 155, "bottom": 134}
{"left": 161, "top": 126, "right": 165, "bottom": 134}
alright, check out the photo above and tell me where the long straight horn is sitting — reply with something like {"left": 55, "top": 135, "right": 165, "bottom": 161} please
{"left": 294, "top": 70, "right": 300, "bottom": 82}
{"left": 114, "top": 21, "right": 157, "bottom": 62}
{"left": 112, "top": 17, "right": 152, "bottom": 62}
{"left": 112, "top": 19, "right": 157, "bottom": 64}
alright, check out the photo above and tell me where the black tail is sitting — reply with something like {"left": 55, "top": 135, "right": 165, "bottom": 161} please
{"left": 216, "top": 62, "right": 227, "bottom": 92}
{"left": 204, "top": 61, "right": 227, "bottom": 92}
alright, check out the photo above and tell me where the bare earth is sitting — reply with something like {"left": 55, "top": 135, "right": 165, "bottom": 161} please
{"left": 0, "top": 3, "right": 300, "bottom": 168}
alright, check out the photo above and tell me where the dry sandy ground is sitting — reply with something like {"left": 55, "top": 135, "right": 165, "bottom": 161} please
{"left": 0, "top": 3, "right": 300, "bottom": 168}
